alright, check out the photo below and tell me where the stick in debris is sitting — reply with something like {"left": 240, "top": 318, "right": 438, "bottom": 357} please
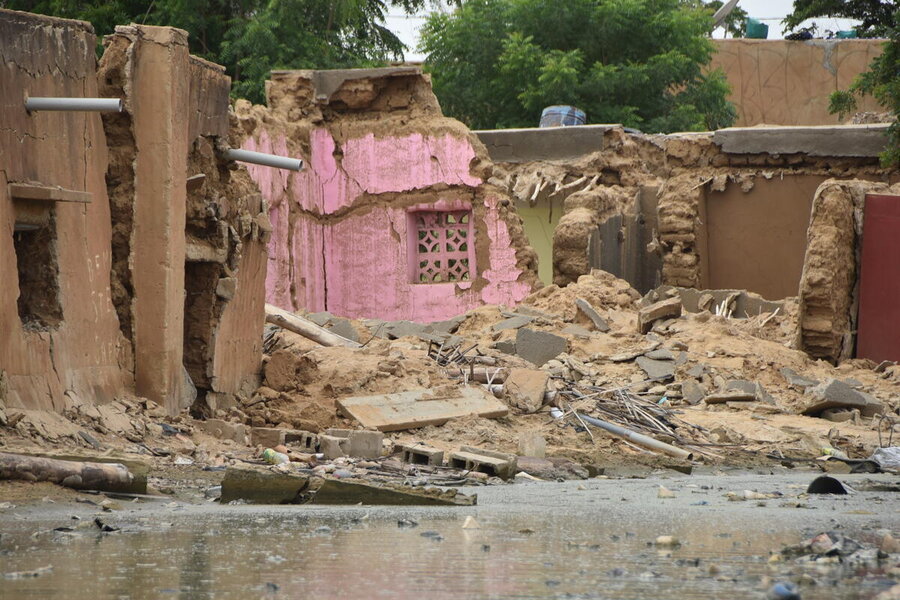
{"left": 264, "top": 304, "right": 361, "bottom": 348}
{"left": 0, "top": 452, "right": 135, "bottom": 492}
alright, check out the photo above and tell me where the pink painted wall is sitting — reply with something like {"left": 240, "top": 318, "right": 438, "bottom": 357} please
{"left": 243, "top": 127, "right": 531, "bottom": 322}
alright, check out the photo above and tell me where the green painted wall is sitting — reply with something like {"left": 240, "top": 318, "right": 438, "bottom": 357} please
{"left": 515, "top": 198, "right": 563, "bottom": 285}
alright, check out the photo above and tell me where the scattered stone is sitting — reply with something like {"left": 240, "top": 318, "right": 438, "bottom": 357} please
{"left": 504, "top": 369, "right": 550, "bottom": 414}
{"left": 638, "top": 297, "right": 682, "bottom": 334}
{"left": 491, "top": 339, "right": 517, "bottom": 356}
{"left": 658, "top": 485, "right": 676, "bottom": 499}
{"left": 78, "top": 430, "right": 102, "bottom": 450}
{"left": 767, "top": 582, "right": 801, "bottom": 600}
{"left": 492, "top": 315, "right": 533, "bottom": 331}
{"left": 681, "top": 380, "right": 707, "bottom": 405}
{"left": 780, "top": 368, "right": 818, "bottom": 388}
{"left": 327, "top": 318, "right": 359, "bottom": 342}
{"left": 635, "top": 356, "right": 676, "bottom": 381}
{"left": 802, "top": 378, "right": 883, "bottom": 417}
{"left": 429, "top": 315, "right": 466, "bottom": 334}
{"left": 515, "top": 328, "right": 567, "bottom": 366}
{"left": 575, "top": 297, "right": 610, "bottom": 332}
{"left": 879, "top": 532, "right": 900, "bottom": 554}
{"left": 644, "top": 349, "right": 674, "bottom": 361}
{"left": 654, "top": 535, "right": 680, "bottom": 547}
{"left": 462, "top": 516, "right": 480, "bottom": 529}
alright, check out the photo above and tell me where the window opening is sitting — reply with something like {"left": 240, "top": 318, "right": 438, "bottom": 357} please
{"left": 14, "top": 214, "right": 62, "bottom": 330}
{"left": 412, "top": 210, "right": 472, "bottom": 283}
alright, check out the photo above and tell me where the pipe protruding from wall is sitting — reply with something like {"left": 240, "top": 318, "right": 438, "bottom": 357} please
{"left": 223, "top": 148, "right": 304, "bottom": 171}
{"left": 25, "top": 97, "right": 124, "bottom": 112}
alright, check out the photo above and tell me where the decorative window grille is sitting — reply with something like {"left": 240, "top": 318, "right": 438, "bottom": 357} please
{"left": 412, "top": 210, "right": 472, "bottom": 283}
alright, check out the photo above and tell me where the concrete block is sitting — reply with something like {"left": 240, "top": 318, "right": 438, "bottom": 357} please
{"left": 199, "top": 419, "right": 247, "bottom": 444}
{"left": 515, "top": 328, "right": 567, "bottom": 366}
{"left": 504, "top": 368, "right": 550, "bottom": 413}
{"left": 323, "top": 428, "right": 384, "bottom": 458}
{"left": 517, "top": 431, "right": 547, "bottom": 458}
{"left": 575, "top": 297, "right": 610, "bottom": 332}
{"left": 400, "top": 443, "right": 444, "bottom": 466}
{"left": 319, "top": 434, "right": 349, "bottom": 459}
{"left": 638, "top": 297, "right": 682, "bottom": 334}
{"left": 713, "top": 124, "right": 890, "bottom": 158}
{"left": 251, "top": 427, "right": 285, "bottom": 448}
{"left": 283, "top": 430, "right": 319, "bottom": 452}
{"left": 449, "top": 448, "right": 516, "bottom": 480}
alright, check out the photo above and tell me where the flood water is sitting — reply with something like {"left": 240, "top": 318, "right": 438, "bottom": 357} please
{"left": 1, "top": 473, "right": 897, "bottom": 599}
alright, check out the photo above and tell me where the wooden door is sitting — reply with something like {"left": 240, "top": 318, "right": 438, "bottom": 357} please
{"left": 857, "top": 194, "right": 900, "bottom": 362}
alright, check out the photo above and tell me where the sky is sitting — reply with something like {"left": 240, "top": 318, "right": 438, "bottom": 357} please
{"left": 386, "top": 0, "right": 862, "bottom": 62}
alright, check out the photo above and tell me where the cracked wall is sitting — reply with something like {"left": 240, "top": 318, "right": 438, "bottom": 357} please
{"left": 236, "top": 67, "right": 538, "bottom": 322}
{"left": 0, "top": 9, "right": 127, "bottom": 412}
{"left": 709, "top": 39, "right": 886, "bottom": 126}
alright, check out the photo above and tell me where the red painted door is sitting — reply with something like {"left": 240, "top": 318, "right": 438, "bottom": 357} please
{"left": 857, "top": 194, "right": 900, "bottom": 362}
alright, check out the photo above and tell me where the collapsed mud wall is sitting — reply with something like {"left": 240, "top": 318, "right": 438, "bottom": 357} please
{"left": 99, "top": 25, "right": 267, "bottom": 414}
{"left": 708, "top": 39, "right": 886, "bottom": 127}
{"left": 795, "top": 179, "right": 900, "bottom": 363}
{"left": 0, "top": 9, "right": 127, "bottom": 412}
{"left": 485, "top": 126, "right": 894, "bottom": 299}
{"left": 235, "top": 67, "right": 538, "bottom": 322}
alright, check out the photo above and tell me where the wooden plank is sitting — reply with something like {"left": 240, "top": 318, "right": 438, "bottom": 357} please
{"left": 336, "top": 387, "right": 508, "bottom": 432}
{"left": 8, "top": 183, "right": 92, "bottom": 203}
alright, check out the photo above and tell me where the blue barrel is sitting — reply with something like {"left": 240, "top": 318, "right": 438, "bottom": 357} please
{"left": 539, "top": 105, "right": 586, "bottom": 127}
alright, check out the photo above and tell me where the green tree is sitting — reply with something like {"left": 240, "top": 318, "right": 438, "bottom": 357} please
{"left": 784, "top": 1, "right": 899, "bottom": 166}
{"left": 419, "top": 0, "right": 736, "bottom": 133}
{"left": 1, "top": 0, "right": 432, "bottom": 103}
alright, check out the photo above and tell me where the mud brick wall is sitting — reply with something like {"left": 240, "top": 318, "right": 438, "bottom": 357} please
{"left": 709, "top": 39, "right": 885, "bottom": 127}
{"left": 236, "top": 68, "right": 538, "bottom": 322}
{"left": 100, "top": 25, "right": 267, "bottom": 413}
{"left": 0, "top": 9, "right": 127, "bottom": 412}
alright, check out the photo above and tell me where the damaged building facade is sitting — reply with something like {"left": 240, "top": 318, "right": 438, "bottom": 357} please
{"left": 235, "top": 67, "right": 539, "bottom": 322}
{"left": 1, "top": 10, "right": 268, "bottom": 417}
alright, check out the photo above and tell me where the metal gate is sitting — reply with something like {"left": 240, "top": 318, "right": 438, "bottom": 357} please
{"left": 857, "top": 194, "right": 900, "bottom": 362}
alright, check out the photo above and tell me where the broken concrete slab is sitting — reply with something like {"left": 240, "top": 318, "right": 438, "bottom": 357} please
{"left": 726, "top": 379, "right": 777, "bottom": 404}
{"left": 575, "top": 297, "right": 610, "bottom": 332}
{"left": 653, "top": 285, "right": 783, "bottom": 318}
{"left": 781, "top": 368, "right": 819, "bottom": 388}
{"left": 220, "top": 465, "right": 311, "bottom": 504}
{"left": 802, "top": 379, "right": 884, "bottom": 417}
{"left": 449, "top": 447, "right": 517, "bottom": 480}
{"left": 327, "top": 318, "right": 359, "bottom": 343}
{"left": 198, "top": 418, "right": 247, "bottom": 444}
{"left": 399, "top": 443, "right": 444, "bottom": 466}
{"left": 638, "top": 297, "right": 682, "bottom": 334}
{"left": 635, "top": 356, "right": 676, "bottom": 381}
{"left": 492, "top": 340, "right": 517, "bottom": 356}
{"left": 251, "top": 427, "right": 286, "bottom": 447}
{"left": 504, "top": 368, "right": 550, "bottom": 414}
{"left": 306, "top": 311, "right": 334, "bottom": 327}
{"left": 318, "top": 434, "right": 349, "bottom": 460}
{"left": 311, "top": 478, "right": 475, "bottom": 506}
{"left": 429, "top": 315, "right": 466, "bottom": 334}
{"left": 492, "top": 315, "right": 533, "bottom": 331}
{"left": 336, "top": 387, "right": 508, "bottom": 432}
{"left": 644, "top": 349, "right": 675, "bottom": 361}
{"left": 384, "top": 320, "right": 434, "bottom": 340}
{"left": 516, "top": 328, "right": 567, "bottom": 366}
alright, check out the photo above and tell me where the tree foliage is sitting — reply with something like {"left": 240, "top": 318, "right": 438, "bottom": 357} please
{"left": 783, "top": 0, "right": 897, "bottom": 37}
{"left": 419, "top": 0, "right": 736, "bottom": 133}
{"left": 784, "top": 2, "right": 899, "bottom": 166}
{"left": 1, "top": 0, "right": 433, "bottom": 103}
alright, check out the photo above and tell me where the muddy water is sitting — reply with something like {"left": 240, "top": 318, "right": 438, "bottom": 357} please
{"left": 1, "top": 473, "right": 897, "bottom": 599}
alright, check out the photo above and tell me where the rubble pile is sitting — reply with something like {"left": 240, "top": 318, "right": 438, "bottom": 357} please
{"left": 3, "top": 270, "right": 898, "bottom": 490}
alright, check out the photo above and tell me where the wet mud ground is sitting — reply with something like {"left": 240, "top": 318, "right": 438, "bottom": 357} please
{"left": 1, "top": 471, "right": 897, "bottom": 599}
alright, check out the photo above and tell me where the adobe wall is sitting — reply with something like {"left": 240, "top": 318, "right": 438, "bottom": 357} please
{"left": 709, "top": 39, "right": 886, "bottom": 127}
{"left": 0, "top": 10, "right": 126, "bottom": 412}
{"left": 1, "top": 11, "right": 266, "bottom": 417}
{"left": 480, "top": 124, "right": 895, "bottom": 302}
{"left": 100, "top": 25, "right": 267, "bottom": 413}
{"left": 236, "top": 68, "right": 538, "bottom": 322}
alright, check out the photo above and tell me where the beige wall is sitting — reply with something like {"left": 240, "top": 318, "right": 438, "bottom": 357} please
{"left": 710, "top": 39, "right": 885, "bottom": 127}
{"left": 0, "top": 10, "right": 126, "bottom": 411}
